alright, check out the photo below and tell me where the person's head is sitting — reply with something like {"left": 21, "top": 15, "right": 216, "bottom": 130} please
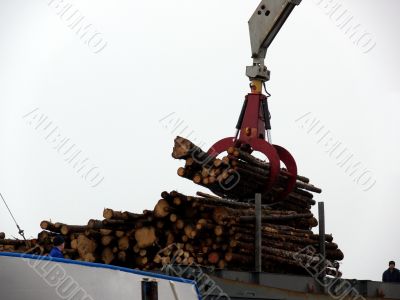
{"left": 389, "top": 261, "right": 395, "bottom": 270}
{"left": 53, "top": 236, "right": 65, "bottom": 250}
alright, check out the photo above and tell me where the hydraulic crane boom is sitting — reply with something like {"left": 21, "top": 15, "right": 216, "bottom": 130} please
{"left": 246, "top": 0, "right": 301, "bottom": 83}
{"left": 207, "top": 0, "right": 302, "bottom": 201}
{"left": 246, "top": 0, "right": 301, "bottom": 144}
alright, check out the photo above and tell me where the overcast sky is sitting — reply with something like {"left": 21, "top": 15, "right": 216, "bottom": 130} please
{"left": 0, "top": 0, "right": 399, "bottom": 281}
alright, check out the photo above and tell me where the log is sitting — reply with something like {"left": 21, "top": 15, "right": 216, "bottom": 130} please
{"left": 38, "top": 230, "right": 56, "bottom": 242}
{"left": 71, "top": 239, "right": 78, "bottom": 250}
{"left": 40, "top": 221, "right": 61, "bottom": 233}
{"left": 135, "top": 256, "right": 148, "bottom": 266}
{"left": 61, "top": 225, "right": 87, "bottom": 236}
{"left": 100, "top": 229, "right": 113, "bottom": 236}
{"left": 77, "top": 235, "right": 96, "bottom": 258}
{"left": 134, "top": 227, "right": 156, "bottom": 248}
{"left": 118, "top": 251, "right": 127, "bottom": 262}
{"left": 154, "top": 199, "right": 171, "bottom": 218}
{"left": 88, "top": 219, "right": 104, "bottom": 229}
{"left": 102, "top": 219, "right": 136, "bottom": 227}
{"left": 115, "top": 230, "right": 125, "bottom": 238}
{"left": 103, "top": 208, "right": 141, "bottom": 220}
{"left": 118, "top": 236, "right": 130, "bottom": 251}
{"left": 0, "top": 239, "right": 26, "bottom": 246}
{"left": 172, "top": 136, "right": 213, "bottom": 164}
{"left": 101, "top": 235, "right": 115, "bottom": 247}
{"left": 85, "top": 229, "right": 102, "bottom": 239}
{"left": 239, "top": 213, "right": 313, "bottom": 223}
{"left": 83, "top": 253, "right": 97, "bottom": 262}
{"left": 101, "top": 247, "right": 114, "bottom": 264}
{"left": 103, "top": 209, "right": 122, "bottom": 220}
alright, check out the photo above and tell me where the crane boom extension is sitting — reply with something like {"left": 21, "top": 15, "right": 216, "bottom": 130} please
{"left": 246, "top": 0, "right": 301, "bottom": 82}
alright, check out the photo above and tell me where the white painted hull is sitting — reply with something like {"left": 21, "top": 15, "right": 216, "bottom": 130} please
{"left": 0, "top": 253, "right": 200, "bottom": 300}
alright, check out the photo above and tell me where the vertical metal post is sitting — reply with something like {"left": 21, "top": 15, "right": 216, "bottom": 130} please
{"left": 255, "top": 193, "right": 262, "bottom": 274}
{"left": 318, "top": 202, "right": 326, "bottom": 279}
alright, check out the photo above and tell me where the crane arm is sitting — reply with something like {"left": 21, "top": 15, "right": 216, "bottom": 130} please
{"left": 246, "top": 0, "right": 301, "bottom": 83}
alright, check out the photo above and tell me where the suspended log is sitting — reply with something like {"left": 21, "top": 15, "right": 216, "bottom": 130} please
{"left": 174, "top": 137, "right": 322, "bottom": 205}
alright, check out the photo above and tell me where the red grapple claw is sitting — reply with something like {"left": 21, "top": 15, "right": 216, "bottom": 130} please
{"left": 207, "top": 92, "right": 297, "bottom": 200}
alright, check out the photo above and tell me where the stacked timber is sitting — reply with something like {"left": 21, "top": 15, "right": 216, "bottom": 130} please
{"left": 0, "top": 231, "right": 37, "bottom": 253}
{"left": 173, "top": 136, "right": 320, "bottom": 213}
{"left": 0, "top": 191, "right": 343, "bottom": 275}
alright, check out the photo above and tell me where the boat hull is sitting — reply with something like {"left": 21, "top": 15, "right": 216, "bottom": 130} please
{"left": 0, "top": 252, "right": 200, "bottom": 300}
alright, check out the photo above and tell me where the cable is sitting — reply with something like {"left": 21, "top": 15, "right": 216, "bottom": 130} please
{"left": 0, "top": 192, "right": 26, "bottom": 241}
{"left": 263, "top": 82, "right": 271, "bottom": 97}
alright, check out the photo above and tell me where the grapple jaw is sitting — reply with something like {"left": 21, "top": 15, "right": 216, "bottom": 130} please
{"left": 207, "top": 92, "right": 297, "bottom": 200}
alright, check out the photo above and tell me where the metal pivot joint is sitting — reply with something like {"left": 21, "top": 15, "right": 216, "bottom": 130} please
{"left": 207, "top": 0, "right": 301, "bottom": 200}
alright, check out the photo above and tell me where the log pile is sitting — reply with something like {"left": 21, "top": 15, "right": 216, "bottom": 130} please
{"left": 0, "top": 191, "right": 343, "bottom": 275}
{"left": 173, "top": 136, "right": 320, "bottom": 213}
{"left": 0, "top": 231, "right": 38, "bottom": 253}
{"left": 0, "top": 136, "right": 344, "bottom": 276}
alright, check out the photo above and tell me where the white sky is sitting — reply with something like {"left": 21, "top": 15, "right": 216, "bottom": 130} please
{"left": 0, "top": 0, "right": 399, "bottom": 281}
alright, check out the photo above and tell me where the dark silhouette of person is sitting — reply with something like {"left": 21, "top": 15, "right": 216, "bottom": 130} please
{"left": 382, "top": 261, "right": 400, "bottom": 283}
{"left": 49, "top": 235, "right": 65, "bottom": 258}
